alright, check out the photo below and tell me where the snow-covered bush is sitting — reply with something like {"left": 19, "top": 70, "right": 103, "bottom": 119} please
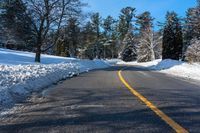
{"left": 185, "top": 38, "right": 200, "bottom": 62}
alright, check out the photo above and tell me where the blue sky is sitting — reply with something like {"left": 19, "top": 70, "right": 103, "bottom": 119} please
{"left": 83, "top": 0, "right": 197, "bottom": 29}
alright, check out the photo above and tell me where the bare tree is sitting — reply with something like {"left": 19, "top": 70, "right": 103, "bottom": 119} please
{"left": 25, "top": 0, "right": 84, "bottom": 62}
{"left": 185, "top": 38, "right": 200, "bottom": 62}
{"left": 137, "top": 32, "right": 162, "bottom": 62}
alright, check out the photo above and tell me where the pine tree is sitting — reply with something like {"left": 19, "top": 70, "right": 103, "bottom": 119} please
{"left": 162, "top": 22, "right": 174, "bottom": 59}
{"left": 103, "top": 16, "right": 115, "bottom": 38}
{"left": 192, "top": 0, "right": 200, "bottom": 38}
{"left": 121, "top": 27, "right": 137, "bottom": 61}
{"left": 83, "top": 22, "right": 96, "bottom": 43}
{"left": 102, "top": 16, "right": 118, "bottom": 58}
{"left": 0, "top": 0, "right": 33, "bottom": 50}
{"left": 118, "top": 7, "right": 135, "bottom": 40}
{"left": 63, "top": 18, "right": 80, "bottom": 57}
{"left": 184, "top": 0, "right": 200, "bottom": 55}
{"left": 91, "top": 12, "right": 102, "bottom": 58}
{"left": 184, "top": 8, "right": 197, "bottom": 45}
{"left": 136, "top": 11, "right": 157, "bottom": 62}
{"left": 174, "top": 22, "right": 183, "bottom": 60}
{"left": 110, "top": 22, "right": 120, "bottom": 58}
{"left": 81, "top": 21, "right": 94, "bottom": 59}
{"left": 162, "top": 12, "right": 183, "bottom": 60}
{"left": 118, "top": 7, "right": 136, "bottom": 61}
{"left": 136, "top": 12, "right": 153, "bottom": 32}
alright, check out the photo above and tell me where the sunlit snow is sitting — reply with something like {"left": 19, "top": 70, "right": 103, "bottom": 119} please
{"left": 0, "top": 48, "right": 109, "bottom": 107}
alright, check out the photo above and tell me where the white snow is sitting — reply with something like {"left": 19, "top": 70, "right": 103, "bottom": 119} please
{"left": 152, "top": 59, "right": 200, "bottom": 81}
{"left": 0, "top": 48, "right": 77, "bottom": 65}
{"left": 0, "top": 48, "right": 109, "bottom": 108}
{"left": 117, "top": 59, "right": 200, "bottom": 81}
{"left": 117, "top": 59, "right": 160, "bottom": 67}
{"left": 105, "top": 59, "right": 122, "bottom": 65}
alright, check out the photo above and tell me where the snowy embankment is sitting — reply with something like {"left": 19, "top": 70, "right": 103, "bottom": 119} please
{"left": 0, "top": 48, "right": 109, "bottom": 107}
{"left": 117, "top": 59, "right": 200, "bottom": 81}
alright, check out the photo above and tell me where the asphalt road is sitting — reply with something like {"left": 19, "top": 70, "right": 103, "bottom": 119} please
{"left": 0, "top": 65, "right": 200, "bottom": 133}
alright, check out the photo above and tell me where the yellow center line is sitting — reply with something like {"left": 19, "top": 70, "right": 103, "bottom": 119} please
{"left": 118, "top": 70, "right": 189, "bottom": 133}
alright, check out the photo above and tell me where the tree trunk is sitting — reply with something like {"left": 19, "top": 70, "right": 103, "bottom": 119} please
{"left": 35, "top": 45, "right": 41, "bottom": 63}
{"left": 111, "top": 50, "right": 114, "bottom": 59}
{"left": 150, "top": 48, "right": 155, "bottom": 61}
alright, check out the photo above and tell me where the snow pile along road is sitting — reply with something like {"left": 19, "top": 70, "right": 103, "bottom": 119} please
{"left": 117, "top": 59, "right": 200, "bottom": 81}
{"left": 0, "top": 48, "right": 109, "bottom": 108}
{"left": 105, "top": 59, "right": 122, "bottom": 65}
{"left": 151, "top": 59, "right": 200, "bottom": 81}
{"left": 117, "top": 59, "right": 160, "bottom": 67}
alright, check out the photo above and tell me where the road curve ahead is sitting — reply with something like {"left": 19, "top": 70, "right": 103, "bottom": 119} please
{"left": 0, "top": 65, "right": 200, "bottom": 133}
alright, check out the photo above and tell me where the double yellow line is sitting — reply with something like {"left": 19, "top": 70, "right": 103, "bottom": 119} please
{"left": 118, "top": 69, "right": 189, "bottom": 133}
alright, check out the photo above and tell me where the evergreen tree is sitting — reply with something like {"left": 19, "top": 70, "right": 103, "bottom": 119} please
{"left": 162, "top": 22, "right": 174, "bottom": 59}
{"left": 83, "top": 21, "right": 96, "bottom": 44}
{"left": 64, "top": 18, "right": 80, "bottom": 57}
{"left": 184, "top": 0, "right": 200, "bottom": 55}
{"left": 110, "top": 22, "right": 120, "bottom": 58}
{"left": 102, "top": 16, "right": 118, "bottom": 58}
{"left": 0, "top": 0, "right": 33, "bottom": 50}
{"left": 162, "top": 12, "right": 183, "bottom": 60}
{"left": 103, "top": 16, "right": 115, "bottom": 39}
{"left": 136, "top": 12, "right": 153, "bottom": 32}
{"left": 121, "top": 27, "right": 137, "bottom": 61}
{"left": 82, "top": 21, "right": 96, "bottom": 59}
{"left": 118, "top": 7, "right": 135, "bottom": 40}
{"left": 184, "top": 8, "right": 197, "bottom": 45}
{"left": 91, "top": 12, "right": 102, "bottom": 58}
{"left": 136, "top": 11, "right": 156, "bottom": 62}
{"left": 118, "top": 7, "right": 136, "bottom": 61}
{"left": 174, "top": 21, "right": 183, "bottom": 59}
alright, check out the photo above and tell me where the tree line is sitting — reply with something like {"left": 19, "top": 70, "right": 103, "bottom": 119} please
{"left": 0, "top": 0, "right": 200, "bottom": 63}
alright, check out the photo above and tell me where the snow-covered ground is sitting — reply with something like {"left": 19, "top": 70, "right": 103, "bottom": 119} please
{"left": 117, "top": 59, "right": 161, "bottom": 67}
{"left": 117, "top": 59, "right": 200, "bottom": 81}
{"left": 0, "top": 48, "right": 109, "bottom": 108}
{"left": 105, "top": 59, "right": 122, "bottom": 66}
{"left": 1, "top": 48, "right": 199, "bottom": 109}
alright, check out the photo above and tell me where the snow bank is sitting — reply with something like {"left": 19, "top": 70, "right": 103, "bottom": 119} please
{"left": 150, "top": 59, "right": 183, "bottom": 70}
{"left": 151, "top": 60, "right": 200, "bottom": 81}
{"left": 117, "top": 59, "right": 160, "bottom": 67}
{"left": 105, "top": 59, "right": 122, "bottom": 65}
{"left": 117, "top": 59, "right": 200, "bottom": 81}
{"left": 0, "top": 48, "right": 109, "bottom": 108}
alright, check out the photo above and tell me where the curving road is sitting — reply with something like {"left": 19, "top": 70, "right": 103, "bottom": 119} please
{"left": 0, "top": 65, "right": 200, "bottom": 133}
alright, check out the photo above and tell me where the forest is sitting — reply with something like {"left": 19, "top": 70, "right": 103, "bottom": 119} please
{"left": 0, "top": 0, "right": 200, "bottom": 63}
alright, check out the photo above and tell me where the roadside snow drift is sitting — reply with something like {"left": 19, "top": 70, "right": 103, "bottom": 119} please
{"left": 0, "top": 48, "right": 109, "bottom": 108}
{"left": 151, "top": 59, "right": 200, "bottom": 81}
{"left": 117, "top": 59, "right": 200, "bottom": 81}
